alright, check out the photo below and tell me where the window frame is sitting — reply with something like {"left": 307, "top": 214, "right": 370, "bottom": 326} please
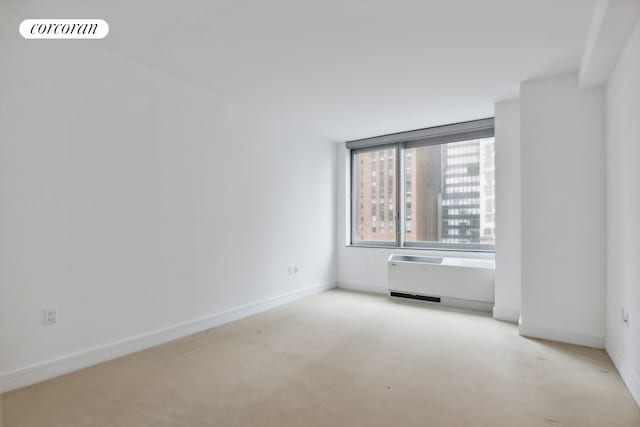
{"left": 350, "top": 144, "right": 401, "bottom": 248}
{"left": 347, "top": 118, "right": 496, "bottom": 253}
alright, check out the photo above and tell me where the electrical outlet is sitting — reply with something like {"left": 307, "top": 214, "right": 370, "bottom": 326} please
{"left": 43, "top": 308, "right": 57, "bottom": 326}
{"left": 293, "top": 265, "right": 299, "bottom": 274}
{"left": 288, "top": 266, "right": 292, "bottom": 275}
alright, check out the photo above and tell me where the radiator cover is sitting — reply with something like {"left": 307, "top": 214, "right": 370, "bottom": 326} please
{"left": 387, "top": 254, "right": 495, "bottom": 307}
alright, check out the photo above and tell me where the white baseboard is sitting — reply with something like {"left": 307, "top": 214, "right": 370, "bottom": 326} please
{"left": 0, "top": 282, "right": 335, "bottom": 393}
{"left": 607, "top": 347, "right": 640, "bottom": 408}
{"left": 492, "top": 306, "right": 520, "bottom": 323}
{"left": 337, "top": 281, "right": 387, "bottom": 295}
{"left": 518, "top": 321, "right": 605, "bottom": 349}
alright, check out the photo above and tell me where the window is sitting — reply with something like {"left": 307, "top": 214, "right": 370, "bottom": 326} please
{"left": 348, "top": 118, "right": 495, "bottom": 251}
{"left": 352, "top": 147, "right": 398, "bottom": 244}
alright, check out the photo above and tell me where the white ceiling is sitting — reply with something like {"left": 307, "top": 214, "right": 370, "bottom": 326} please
{"left": 3, "top": 0, "right": 597, "bottom": 141}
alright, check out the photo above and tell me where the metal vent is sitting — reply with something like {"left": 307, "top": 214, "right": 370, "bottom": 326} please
{"left": 390, "top": 291, "right": 441, "bottom": 303}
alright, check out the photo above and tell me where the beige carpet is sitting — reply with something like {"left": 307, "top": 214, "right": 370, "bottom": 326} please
{"left": 2, "top": 289, "right": 639, "bottom": 427}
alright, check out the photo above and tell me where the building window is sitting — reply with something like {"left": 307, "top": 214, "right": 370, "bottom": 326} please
{"left": 348, "top": 118, "right": 495, "bottom": 251}
{"left": 352, "top": 147, "right": 398, "bottom": 244}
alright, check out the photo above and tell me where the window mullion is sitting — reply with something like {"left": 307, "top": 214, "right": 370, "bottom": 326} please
{"left": 397, "top": 143, "right": 404, "bottom": 247}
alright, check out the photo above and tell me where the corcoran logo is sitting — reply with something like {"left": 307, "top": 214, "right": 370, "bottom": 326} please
{"left": 19, "top": 19, "right": 109, "bottom": 39}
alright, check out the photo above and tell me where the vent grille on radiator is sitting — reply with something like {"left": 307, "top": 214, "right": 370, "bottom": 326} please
{"left": 390, "top": 291, "right": 441, "bottom": 303}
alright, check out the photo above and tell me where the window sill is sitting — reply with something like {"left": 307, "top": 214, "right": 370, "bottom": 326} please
{"left": 346, "top": 244, "right": 495, "bottom": 254}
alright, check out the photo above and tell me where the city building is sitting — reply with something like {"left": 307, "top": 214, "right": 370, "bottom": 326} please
{"left": 354, "top": 138, "right": 495, "bottom": 246}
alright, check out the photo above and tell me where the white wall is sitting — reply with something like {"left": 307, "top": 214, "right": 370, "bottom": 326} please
{"left": 335, "top": 144, "right": 494, "bottom": 295}
{"left": 605, "top": 21, "right": 640, "bottom": 406}
{"left": 0, "top": 37, "right": 336, "bottom": 388}
{"left": 519, "top": 72, "right": 606, "bottom": 348}
{"left": 493, "top": 100, "right": 521, "bottom": 322}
